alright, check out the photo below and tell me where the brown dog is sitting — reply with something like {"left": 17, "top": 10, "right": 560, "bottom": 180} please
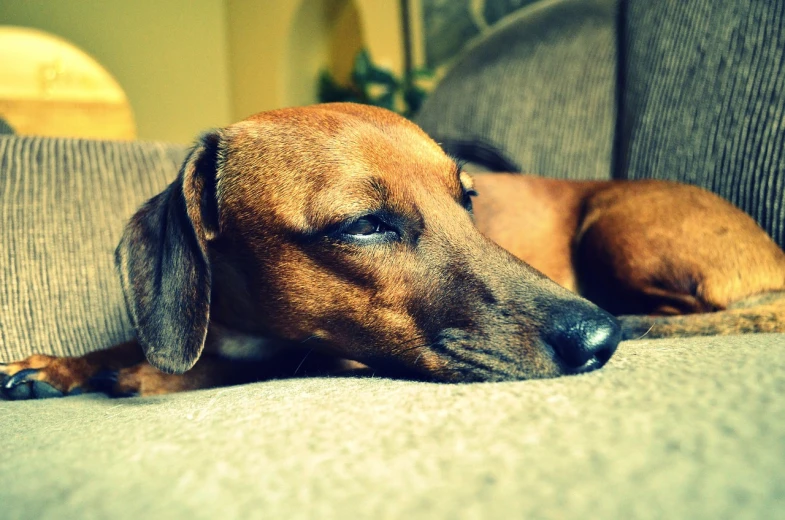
{"left": 2, "top": 103, "right": 784, "bottom": 399}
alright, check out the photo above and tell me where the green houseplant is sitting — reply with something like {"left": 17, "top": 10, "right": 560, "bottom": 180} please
{"left": 318, "top": 49, "right": 433, "bottom": 118}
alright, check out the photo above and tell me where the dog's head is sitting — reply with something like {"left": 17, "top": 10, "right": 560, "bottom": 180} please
{"left": 117, "top": 103, "right": 619, "bottom": 381}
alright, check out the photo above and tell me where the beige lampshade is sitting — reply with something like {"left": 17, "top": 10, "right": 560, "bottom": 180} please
{"left": 0, "top": 26, "right": 135, "bottom": 140}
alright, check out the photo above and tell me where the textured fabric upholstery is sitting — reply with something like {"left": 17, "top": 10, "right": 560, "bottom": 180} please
{"left": 0, "top": 136, "right": 187, "bottom": 361}
{"left": 415, "top": 0, "right": 618, "bottom": 180}
{"left": 618, "top": 0, "right": 785, "bottom": 248}
{"left": 2, "top": 334, "right": 784, "bottom": 519}
{"left": 417, "top": 0, "right": 785, "bottom": 248}
{"left": 1, "top": 4, "right": 784, "bottom": 517}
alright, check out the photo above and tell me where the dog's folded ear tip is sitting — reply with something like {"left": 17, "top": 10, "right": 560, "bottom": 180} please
{"left": 143, "top": 351, "right": 198, "bottom": 375}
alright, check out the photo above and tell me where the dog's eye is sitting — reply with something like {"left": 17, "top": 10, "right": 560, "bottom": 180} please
{"left": 462, "top": 188, "right": 478, "bottom": 212}
{"left": 342, "top": 216, "right": 390, "bottom": 237}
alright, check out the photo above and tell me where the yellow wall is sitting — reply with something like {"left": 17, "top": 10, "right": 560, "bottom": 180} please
{"left": 227, "top": 0, "right": 403, "bottom": 121}
{"left": 0, "top": 0, "right": 404, "bottom": 141}
{"left": 0, "top": 0, "right": 232, "bottom": 143}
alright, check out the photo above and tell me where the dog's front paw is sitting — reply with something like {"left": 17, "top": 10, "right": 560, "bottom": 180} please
{"left": 0, "top": 355, "right": 91, "bottom": 400}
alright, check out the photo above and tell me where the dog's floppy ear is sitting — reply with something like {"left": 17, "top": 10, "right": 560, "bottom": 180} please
{"left": 116, "top": 131, "right": 221, "bottom": 374}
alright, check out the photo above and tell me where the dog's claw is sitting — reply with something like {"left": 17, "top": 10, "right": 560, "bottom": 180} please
{"left": 1, "top": 368, "right": 41, "bottom": 400}
{"left": 1, "top": 368, "right": 68, "bottom": 400}
{"left": 4, "top": 368, "right": 40, "bottom": 388}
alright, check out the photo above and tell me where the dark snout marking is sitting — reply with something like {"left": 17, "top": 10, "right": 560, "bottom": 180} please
{"left": 541, "top": 300, "right": 621, "bottom": 373}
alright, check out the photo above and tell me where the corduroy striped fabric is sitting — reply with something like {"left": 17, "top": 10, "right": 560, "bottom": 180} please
{"left": 617, "top": 0, "right": 785, "bottom": 249}
{"left": 0, "top": 136, "right": 187, "bottom": 360}
{"left": 416, "top": 0, "right": 784, "bottom": 249}
{"left": 415, "top": 0, "right": 618, "bottom": 180}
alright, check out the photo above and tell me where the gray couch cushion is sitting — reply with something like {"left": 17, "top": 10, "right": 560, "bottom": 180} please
{"left": 619, "top": 0, "right": 785, "bottom": 249}
{"left": 415, "top": 0, "right": 618, "bottom": 180}
{"left": 0, "top": 135, "right": 187, "bottom": 361}
{"left": 416, "top": 0, "right": 785, "bottom": 249}
{"left": 2, "top": 333, "right": 783, "bottom": 519}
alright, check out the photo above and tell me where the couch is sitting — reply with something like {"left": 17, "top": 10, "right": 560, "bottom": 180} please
{"left": 2, "top": 0, "right": 784, "bottom": 518}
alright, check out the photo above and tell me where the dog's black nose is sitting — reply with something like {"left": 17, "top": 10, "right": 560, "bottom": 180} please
{"left": 543, "top": 303, "right": 621, "bottom": 373}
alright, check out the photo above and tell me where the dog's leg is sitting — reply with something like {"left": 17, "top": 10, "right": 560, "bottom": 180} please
{"left": 619, "top": 292, "right": 785, "bottom": 340}
{"left": 104, "top": 355, "right": 264, "bottom": 397}
{"left": 0, "top": 341, "right": 144, "bottom": 399}
{"left": 109, "top": 352, "right": 366, "bottom": 396}
{"left": 573, "top": 181, "right": 785, "bottom": 336}
{"left": 0, "top": 341, "right": 264, "bottom": 399}
{"left": 0, "top": 342, "right": 364, "bottom": 399}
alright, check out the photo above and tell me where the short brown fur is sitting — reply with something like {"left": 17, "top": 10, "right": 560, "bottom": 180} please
{"left": 2, "top": 104, "right": 784, "bottom": 399}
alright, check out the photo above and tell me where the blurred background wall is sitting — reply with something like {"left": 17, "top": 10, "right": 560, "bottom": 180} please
{"left": 0, "top": 0, "right": 536, "bottom": 143}
{"left": 0, "top": 0, "right": 232, "bottom": 143}
{"left": 227, "top": 0, "right": 403, "bottom": 123}
{"left": 0, "top": 0, "right": 404, "bottom": 143}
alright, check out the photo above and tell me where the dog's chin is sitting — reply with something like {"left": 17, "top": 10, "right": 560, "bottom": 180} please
{"left": 353, "top": 332, "right": 611, "bottom": 382}
{"left": 362, "top": 353, "right": 607, "bottom": 383}
{"left": 436, "top": 359, "right": 605, "bottom": 382}
{"left": 358, "top": 350, "right": 567, "bottom": 383}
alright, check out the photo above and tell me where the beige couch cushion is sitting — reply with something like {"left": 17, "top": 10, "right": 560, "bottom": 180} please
{"left": 0, "top": 135, "right": 186, "bottom": 361}
{"left": 2, "top": 334, "right": 783, "bottom": 519}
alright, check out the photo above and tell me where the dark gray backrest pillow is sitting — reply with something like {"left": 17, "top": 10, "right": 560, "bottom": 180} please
{"left": 618, "top": 0, "right": 785, "bottom": 248}
{"left": 415, "top": 0, "right": 618, "bottom": 181}
{"left": 416, "top": 0, "right": 784, "bottom": 249}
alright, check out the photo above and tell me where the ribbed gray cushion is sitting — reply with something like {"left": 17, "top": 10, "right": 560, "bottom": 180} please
{"left": 0, "top": 136, "right": 187, "bottom": 361}
{"left": 618, "top": 0, "right": 785, "bottom": 248}
{"left": 415, "top": 0, "right": 618, "bottom": 180}
{"left": 416, "top": 0, "right": 785, "bottom": 249}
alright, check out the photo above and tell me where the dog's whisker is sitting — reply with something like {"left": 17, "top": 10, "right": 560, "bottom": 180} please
{"left": 392, "top": 338, "right": 431, "bottom": 357}
{"left": 293, "top": 348, "right": 314, "bottom": 376}
{"left": 636, "top": 325, "right": 655, "bottom": 340}
{"left": 388, "top": 334, "right": 429, "bottom": 353}
{"left": 408, "top": 341, "right": 440, "bottom": 364}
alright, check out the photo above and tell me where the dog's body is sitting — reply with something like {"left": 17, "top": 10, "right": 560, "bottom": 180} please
{"left": 2, "top": 104, "right": 784, "bottom": 399}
